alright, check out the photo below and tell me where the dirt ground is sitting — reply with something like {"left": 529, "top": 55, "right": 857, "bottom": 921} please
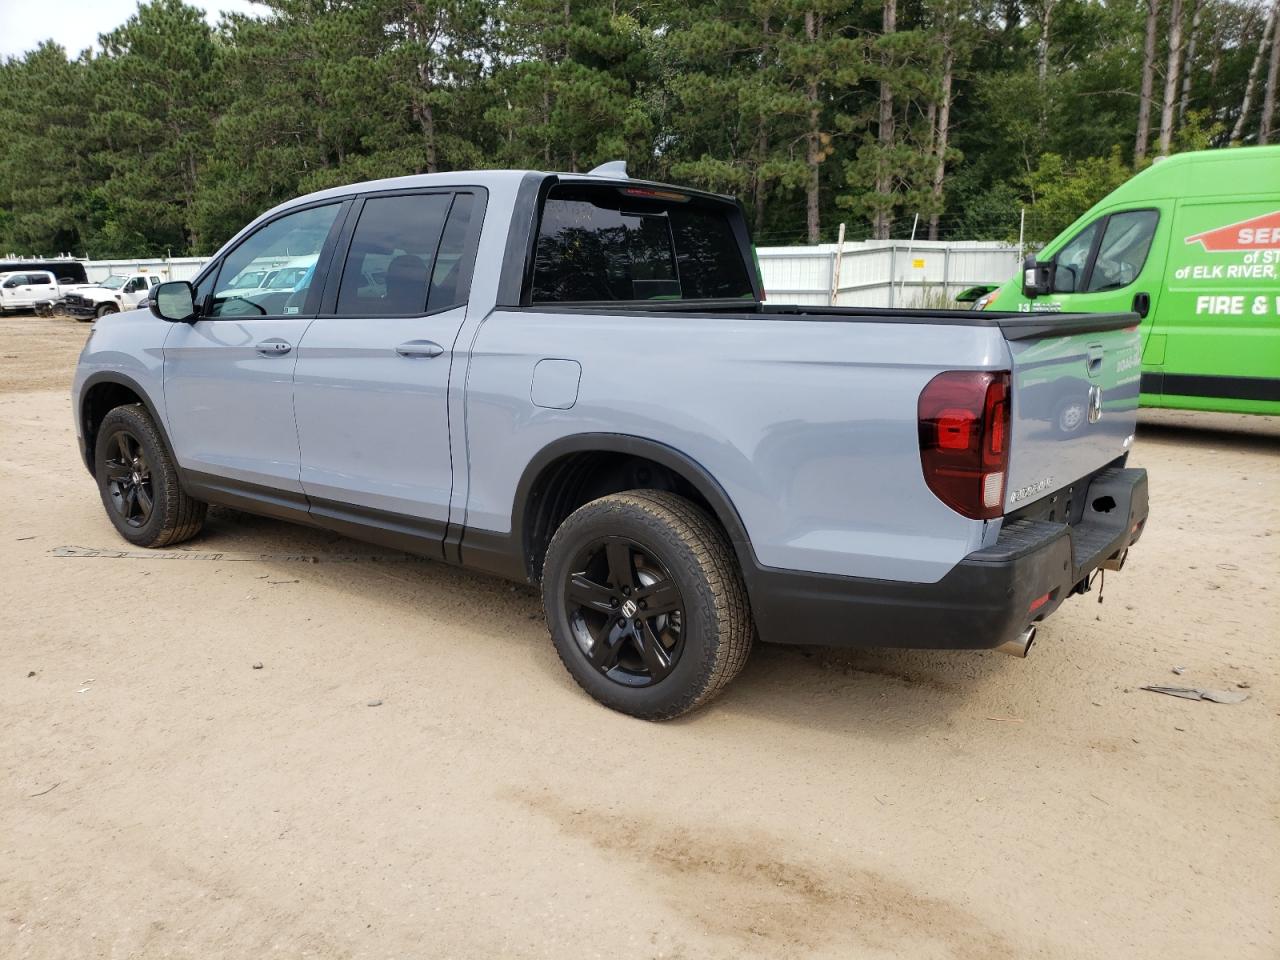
{"left": 1, "top": 310, "right": 1277, "bottom": 960}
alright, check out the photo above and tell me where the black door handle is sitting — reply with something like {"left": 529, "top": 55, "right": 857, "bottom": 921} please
{"left": 1132, "top": 292, "right": 1150, "bottom": 318}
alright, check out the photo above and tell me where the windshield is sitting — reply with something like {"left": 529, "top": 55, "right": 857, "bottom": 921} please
{"left": 99, "top": 276, "right": 128, "bottom": 290}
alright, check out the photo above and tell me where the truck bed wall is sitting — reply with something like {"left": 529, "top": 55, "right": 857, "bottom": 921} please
{"left": 462, "top": 311, "right": 1009, "bottom": 584}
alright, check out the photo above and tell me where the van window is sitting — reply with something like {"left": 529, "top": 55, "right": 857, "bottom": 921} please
{"left": 531, "top": 184, "right": 754, "bottom": 303}
{"left": 211, "top": 203, "right": 340, "bottom": 318}
{"left": 1051, "top": 220, "right": 1102, "bottom": 294}
{"left": 1086, "top": 210, "right": 1159, "bottom": 292}
{"left": 336, "top": 193, "right": 452, "bottom": 317}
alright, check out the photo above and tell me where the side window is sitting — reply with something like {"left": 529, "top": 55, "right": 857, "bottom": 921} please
{"left": 149, "top": 276, "right": 160, "bottom": 287}
{"left": 34, "top": 273, "right": 53, "bottom": 285}
{"left": 210, "top": 203, "right": 340, "bottom": 318}
{"left": 428, "top": 193, "right": 476, "bottom": 310}
{"left": 126, "top": 277, "right": 146, "bottom": 293}
{"left": 1051, "top": 220, "right": 1102, "bottom": 294}
{"left": 336, "top": 193, "right": 452, "bottom": 317}
{"left": 1085, "top": 210, "right": 1159, "bottom": 292}
{"left": 7, "top": 275, "right": 29, "bottom": 287}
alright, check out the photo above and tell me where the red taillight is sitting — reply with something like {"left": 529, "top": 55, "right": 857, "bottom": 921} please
{"left": 918, "top": 370, "right": 1011, "bottom": 520}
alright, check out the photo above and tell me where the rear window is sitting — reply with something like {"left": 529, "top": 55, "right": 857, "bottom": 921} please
{"left": 531, "top": 185, "right": 755, "bottom": 303}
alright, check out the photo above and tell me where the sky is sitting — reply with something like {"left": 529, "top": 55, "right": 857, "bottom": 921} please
{"left": 0, "top": 0, "right": 263, "bottom": 60}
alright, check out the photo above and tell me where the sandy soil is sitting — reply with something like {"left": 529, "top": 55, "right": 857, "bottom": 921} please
{"left": 2, "top": 311, "right": 1277, "bottom": 960}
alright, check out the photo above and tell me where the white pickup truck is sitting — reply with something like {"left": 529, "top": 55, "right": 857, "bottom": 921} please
{"left": 62, "top": 273, "right": 161, "bottom": 321}
{"left": 0, "top": 270, "right": 69, "bottom": 314}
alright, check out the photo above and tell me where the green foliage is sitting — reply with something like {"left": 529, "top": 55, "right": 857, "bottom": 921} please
{"left": 0, "top": 0, "right": 1272, "bottom": 258}
{"left": 1019, "top": 148, "right": 1137, "bottom": 246}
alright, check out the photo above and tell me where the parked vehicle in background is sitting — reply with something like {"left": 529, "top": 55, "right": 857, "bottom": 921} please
{"left": 979, "top": 145, "right": 1280, "bottom": 417}
{"left": 0, "top": 258, "right": 88, "bottom": 285}
{"left": 0, "top": 270, "right": 61, "bottom": 313}
{"left": 63, "top": 273, "right": 161, "bottom": 321}
{"left": 73, "top": 166, "right": 1150, "bottom": 719}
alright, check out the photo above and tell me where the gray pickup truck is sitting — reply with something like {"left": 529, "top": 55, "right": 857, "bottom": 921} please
{"left": 72, "top": 165, "right": 1149, "bottom": 719}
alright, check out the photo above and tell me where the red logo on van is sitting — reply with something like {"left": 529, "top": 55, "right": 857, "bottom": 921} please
{"left": 1185, "top": 210, "right": 1280, "bottom": 251}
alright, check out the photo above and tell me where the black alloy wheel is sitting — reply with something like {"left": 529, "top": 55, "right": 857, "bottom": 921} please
{"left": 564, "top": 536, "right": 686, "bottom": 687}
{"left": 541, "top": 490, "right": 753, "bottom": 720}
{"left": 93, "top": 403, "right": 207, "bottom": 547}
{"left": 103, "top": 430, "right": 154, "bottom": 528}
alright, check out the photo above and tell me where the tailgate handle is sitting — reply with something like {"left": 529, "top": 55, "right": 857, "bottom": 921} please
{"left": 1086, "top": 344, "right": 1104, "bottom": 377}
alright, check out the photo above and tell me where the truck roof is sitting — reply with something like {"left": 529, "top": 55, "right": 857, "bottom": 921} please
{"left": 260, "top": 168, "right": 735, "bottom": 222}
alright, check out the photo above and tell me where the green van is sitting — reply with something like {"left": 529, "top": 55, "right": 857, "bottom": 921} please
{"left": 977, "top": 145, "right": 1280, "bottom": 416}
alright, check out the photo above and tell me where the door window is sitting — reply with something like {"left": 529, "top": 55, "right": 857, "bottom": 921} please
{"left": 4, "top": 275, "right": 27, "bottom": 287}
{"left": 210, "top": 203, "right": 340, "bottom": 318}
{"left": 429, "top": 193, "right": 477, "bottom": 310}
{"left": 1085, "top": 210, "right": 1159, "bottom": 292}
{"left": 335, "top": 193, "right": 453, "bottom": 317}
{"left": 1051, "top": 221, "right": 1102, "bottom": 294}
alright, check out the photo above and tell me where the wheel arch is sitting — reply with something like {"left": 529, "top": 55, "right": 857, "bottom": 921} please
{"left": 488, "top": 433, "right": 758, "bottom": 585}
{"left": 79, "top": 371, "right": 173, "bottom": 478}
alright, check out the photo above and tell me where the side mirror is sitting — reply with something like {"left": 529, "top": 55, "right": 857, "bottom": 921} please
{"left": 1021, "top": 254, "right": 1054, "bottom": 299}
{"left": 151, "top": 280, "right": 197, "bottom": 323}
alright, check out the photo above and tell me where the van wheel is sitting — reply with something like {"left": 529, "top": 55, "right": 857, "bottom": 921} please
{"left": 95, "top": 303, "right": 118, "bottom": 319}
{"left": 541, "top": 490, "right": 753, "bottom": 720}
{"left": 94, "top": 404, "right": 206, "bottom": 547}
{"left": 1055, "top": 395, "right": 1087, "bottom": 434}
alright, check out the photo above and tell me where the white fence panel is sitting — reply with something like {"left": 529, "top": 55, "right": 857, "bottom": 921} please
{"left": 85, "top": 257, "right": 209, "bottom": 283}
{"left": 758, "top": 240, "right": 1021, "bottom": 308}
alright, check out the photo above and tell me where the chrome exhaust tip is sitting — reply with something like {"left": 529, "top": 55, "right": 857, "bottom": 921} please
{"left": 996, "top": 625, "right": 1036, "bottom": 658}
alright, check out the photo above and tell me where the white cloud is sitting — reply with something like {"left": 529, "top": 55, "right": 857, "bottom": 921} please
{"left": 0, "top": 0, "right": 263, "bottom": 60}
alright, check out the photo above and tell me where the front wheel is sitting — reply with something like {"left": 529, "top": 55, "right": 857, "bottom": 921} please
{"left": 94, "top": 303, "right": 118, "bottom": 319}
{"left": 93, "top": 404, "right": 206, "bottom": 547}
{"left": 541, "top": 490, "right": 753, "bottom": 720}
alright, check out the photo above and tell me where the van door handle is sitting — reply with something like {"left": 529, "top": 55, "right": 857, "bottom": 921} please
{"left": 255, "top": 338, "right": 292, "bottom": 357}
{"left": 1132, "top": 292, "right": 1150, "bottom": 318}
{"left": 1086, "top": 344, "right": 1105, "bottom": 378}
{"left": 396, "top": 340, "right": 444, "bottom": 359}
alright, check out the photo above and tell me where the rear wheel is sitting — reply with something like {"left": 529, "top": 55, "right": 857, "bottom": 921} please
{"left": 94, "top": 404, "right": 206, "bottom": 547}
{"left": 541, "top": 490, "right": 752, "bottom": 720}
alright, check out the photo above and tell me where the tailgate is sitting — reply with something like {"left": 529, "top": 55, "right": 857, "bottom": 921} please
{"left": 1004, "top": 319, "right": 1142, "bottom": 510}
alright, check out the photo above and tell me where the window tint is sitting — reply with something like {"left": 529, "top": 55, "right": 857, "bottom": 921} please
{"left": 211, "top": 203, "right": 339, "bottom": 318}
{"left": 1086, "top": 210, "right": 1159, "bottom": 292}
{"left": 428, "top": 193, "right": 476, "bottom": 310}
{"left": 336, "top": 193, "right": 452, "bottom": 317}
{"left": 531, "top": 185, "right": 754, "bottom": 303}
{"left": 1051, "top": 219, "right": 1101, "bottom": 294}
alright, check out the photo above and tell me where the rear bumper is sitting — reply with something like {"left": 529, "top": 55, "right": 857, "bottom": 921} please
{"left": 748, "top": 466, "right": 1148, "bottom": 649}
